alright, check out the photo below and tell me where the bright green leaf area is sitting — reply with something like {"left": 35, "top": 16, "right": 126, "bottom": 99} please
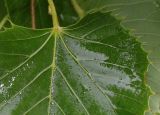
{"left": 0, "top": 12, "right": 150, "bottom": 115}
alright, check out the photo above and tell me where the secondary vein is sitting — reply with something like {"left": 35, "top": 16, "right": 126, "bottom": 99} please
{"left": 0, "top": 15, "right": 9, "bottom": 30}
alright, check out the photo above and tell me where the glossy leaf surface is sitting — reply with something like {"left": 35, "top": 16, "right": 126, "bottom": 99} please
{"left": 76, "top": 0, "right": 160, "bottom": 114}
{"left": 0, "top": 12, "right": 150, "bottom": 115}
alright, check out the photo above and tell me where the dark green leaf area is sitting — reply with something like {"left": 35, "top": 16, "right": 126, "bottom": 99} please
{"left": 0, "top": 0, "right": 7, "bottom": 21}
{"left": 54, "top": 0, "right": 79, "bottom": 26}
{"left": 2, "top": 0, "right": 52, "bottom": 28}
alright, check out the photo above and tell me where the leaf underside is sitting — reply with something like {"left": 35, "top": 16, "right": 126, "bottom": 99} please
{"left": 0, "top": 12, "right": 151, "bottom": 115}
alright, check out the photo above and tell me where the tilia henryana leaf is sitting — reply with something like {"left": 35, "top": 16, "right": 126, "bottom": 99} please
{"left": 75, "top": 0, "right": 160, "bottom": 114}
{"left": 0, "top": 12, "right": 150, "bottom": 115}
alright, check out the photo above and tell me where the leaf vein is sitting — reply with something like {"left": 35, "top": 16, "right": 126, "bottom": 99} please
{"left": 53, "top": 100, "right": 66, "bottom": 115}
{"left": 23, "top": 96, "right": 49, "bottom": 115}
{"left": 0, "top": 31, "right": 50, "bottom": 41}
{"left": 0, "top": 52, "right": 29, "bottom": 57}
{"left": 63, "top": 32, "right": 119, "bottom": 50}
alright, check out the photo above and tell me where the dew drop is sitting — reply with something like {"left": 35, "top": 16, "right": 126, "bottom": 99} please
{"left": 0, "top": 84, "right": 4, "bottom": 88}
{"left": 23, "top": 67, "right": 26, "bottom": 71}
{"left": 60, "top": 14, "right": 64, "bottom": 20}
{"left": 9, "top": 83, "right": 13, "bottom": 87}
{"left": 88, "top": 73, "right": 91, "bottom": 76}
{"left": 12, "top": 77, "right": 16, "bottom": 81}
{"left": 19, "top": 92, "right": 22, "bottom": 95}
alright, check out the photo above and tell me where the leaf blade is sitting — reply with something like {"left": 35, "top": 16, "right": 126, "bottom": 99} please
{"left": 0, "top": 12, "right": 151, "bottom": 115}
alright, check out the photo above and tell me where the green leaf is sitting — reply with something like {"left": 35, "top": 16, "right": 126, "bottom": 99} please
{"left": 0, "top": 0, "right": 7, "bottom": 21}
{"left": 0, "top": 0, "right": 8, "bottom": 30}
{"left": 0, "top": 0, "right": 52, "bottom": 28}
{"left": 54, "top": 0, "right": 78, "bottom": 26}
{"left": 76, "top": 0, "right": 160, "bottom": 114}
{"left": 0, "top": 12, "right": 150, "bottom": 114}
{"left": 0, "top": 0, "right": 77, "bottom": 28}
